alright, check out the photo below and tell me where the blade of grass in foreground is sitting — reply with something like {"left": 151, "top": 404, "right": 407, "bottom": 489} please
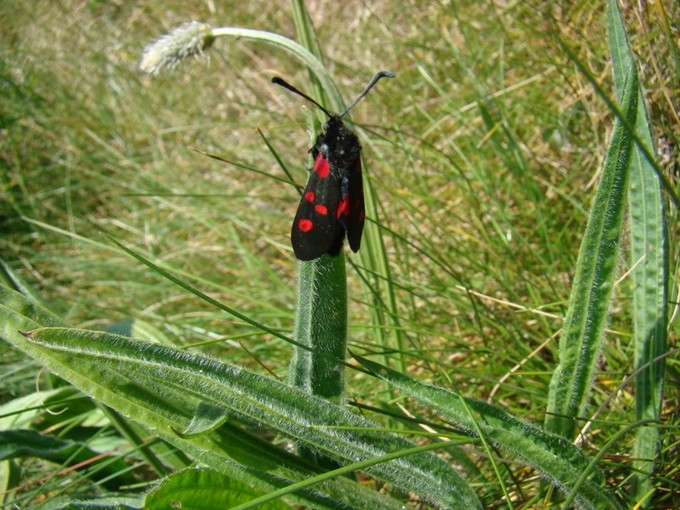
{"left": 544, "top": 62, "right": 638, "bottom": 440}
{"left": 354, "top": 354, "right": 623, "bottom": 510}
{"left": 607, "top": 0, "right": 668, "bottom": 505}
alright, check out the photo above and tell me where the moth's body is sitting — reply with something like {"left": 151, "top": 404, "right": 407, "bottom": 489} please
{"left": 291, "top": 116, "right": 364, "bottom": 260}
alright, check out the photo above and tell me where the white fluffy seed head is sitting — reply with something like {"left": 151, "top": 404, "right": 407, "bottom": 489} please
{"left": 140, "top": 21, "right": 215, "bottom": 75}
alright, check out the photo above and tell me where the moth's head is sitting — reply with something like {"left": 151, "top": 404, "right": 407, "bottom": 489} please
{"left": 322, "top": 115, "right": 356, "bottom": 140}
{"left": 322, "top": 115, "right": 342, "bottom": 132}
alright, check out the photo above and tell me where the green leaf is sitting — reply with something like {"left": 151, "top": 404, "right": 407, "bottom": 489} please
{"left": 39, "top": 496, "right": 143, "bottom": 509}
{"left": 177, "top": 402, "right": 231, "bottom": 437}
{"left": 0, "top": 387, "right": 82, "bottom": 430}
{"left": 0, "top": 286, "right": 408, "bottom": 509}
{"left": 144, "top": 468, "right": 293, "bottom": 510}
{"left": 0, "top": 429, "right": 134, "bottom": 489}
{"left": 0, "top": 284, "right": 66, "bottom": 333}
{"left": 0, "top": 259, "right": 43, "bottom": 305}
{"left": 0, "top": 459, "right": 20, "bottom": 508}
{"left": 355, "top": 354, "right": 624, "bottom": 510}
{"left": 6, "top": 326, "right": 480, "bottom": 509}
{"left": 545, "top": 62, "right": 639, "bottom": 439}
{"left": 102, "top": 319, "right": 173, "bottom": 346}
{"left": 608, "top": 0, "right": 668, "bottom": 506}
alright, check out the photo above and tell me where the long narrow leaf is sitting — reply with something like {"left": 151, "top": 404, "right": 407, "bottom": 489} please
{"left": 545, "top": 63, "right": 638, "bottom": 439}
{"left": 608, "top": 1, "right": 668, "bottom": 505}
{"left": 5, "top": 324, "right": 481, "bottom": 509}
{"left": 0, "top": 286, "right": 402, "bottom": 510}
{"left": 355, "top": 354, "right": 623, "bottom": 510}
{"left": 144, "top": 468, "right": 294, "bottom": 510}
{"left": 0, "top": 430, "right": 135, "bottom": 490}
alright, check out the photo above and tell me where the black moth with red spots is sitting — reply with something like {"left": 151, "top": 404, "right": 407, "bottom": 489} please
{"left": 272, "top": 72, "right": 394, "bottom": 261}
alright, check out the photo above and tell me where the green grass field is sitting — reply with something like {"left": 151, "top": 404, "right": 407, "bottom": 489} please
{"left": 1, "top": 1, "right": 678, "bottom": 508}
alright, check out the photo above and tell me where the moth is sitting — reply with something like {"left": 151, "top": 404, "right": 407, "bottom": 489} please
{"left": 272, "top": 71, "right": 394, "bottom": 260}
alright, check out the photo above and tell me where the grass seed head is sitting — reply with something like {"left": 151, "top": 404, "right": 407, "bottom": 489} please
{"left": 140, "top": 21, "right": 215, "bottom": 75}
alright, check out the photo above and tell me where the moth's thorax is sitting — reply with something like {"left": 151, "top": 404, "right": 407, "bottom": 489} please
{"left": 319, "top": 116, "right": 361, "bottom": 161}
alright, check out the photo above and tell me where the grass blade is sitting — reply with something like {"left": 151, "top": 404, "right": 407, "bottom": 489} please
{"left": 144, "top": 468, "right": 294, "bottom": 510}
{"left": 608, "top": 1, "right": 669, "bottom": 505}
{"left": 544, "top": 63, "right": 638, "bottom": 439}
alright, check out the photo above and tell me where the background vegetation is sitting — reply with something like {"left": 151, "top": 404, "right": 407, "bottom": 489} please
{"left": 1, "top": 0, "right": 677, "bottom": 508}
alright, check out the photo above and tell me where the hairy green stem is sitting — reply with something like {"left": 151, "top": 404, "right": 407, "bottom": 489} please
{"left": 291, "top": 254, "right": 348, "bottom": 403}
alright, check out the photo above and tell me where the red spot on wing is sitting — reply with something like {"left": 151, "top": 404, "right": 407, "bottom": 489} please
{"left": 304, "top": 191, "right": 315, "bottom": 202}
{"left": 336, "top": 196, "right": 349, "bottom": 218}
{"left": 313, "top": 153, "right": 330, "bottom": 178}
{"left": 298, "top": 219, "right": 313, "bottom": 232}
{"left": 314, "top": 204, "right": 328, "bottom": 215}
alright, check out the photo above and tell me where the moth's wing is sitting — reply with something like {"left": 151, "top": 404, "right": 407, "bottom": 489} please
{"left": 291, "top": 152, "right": 345, "bottom": 261}
{"left": 340, "top": 156, "right": 365, "bottom": 253}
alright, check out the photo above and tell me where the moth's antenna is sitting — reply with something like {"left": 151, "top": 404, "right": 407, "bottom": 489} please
{"left": 339, "top": 71, "right": 394, "bottom": 118}
{"left": 271, "top": 77, "right": 332, "bottom": 118}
